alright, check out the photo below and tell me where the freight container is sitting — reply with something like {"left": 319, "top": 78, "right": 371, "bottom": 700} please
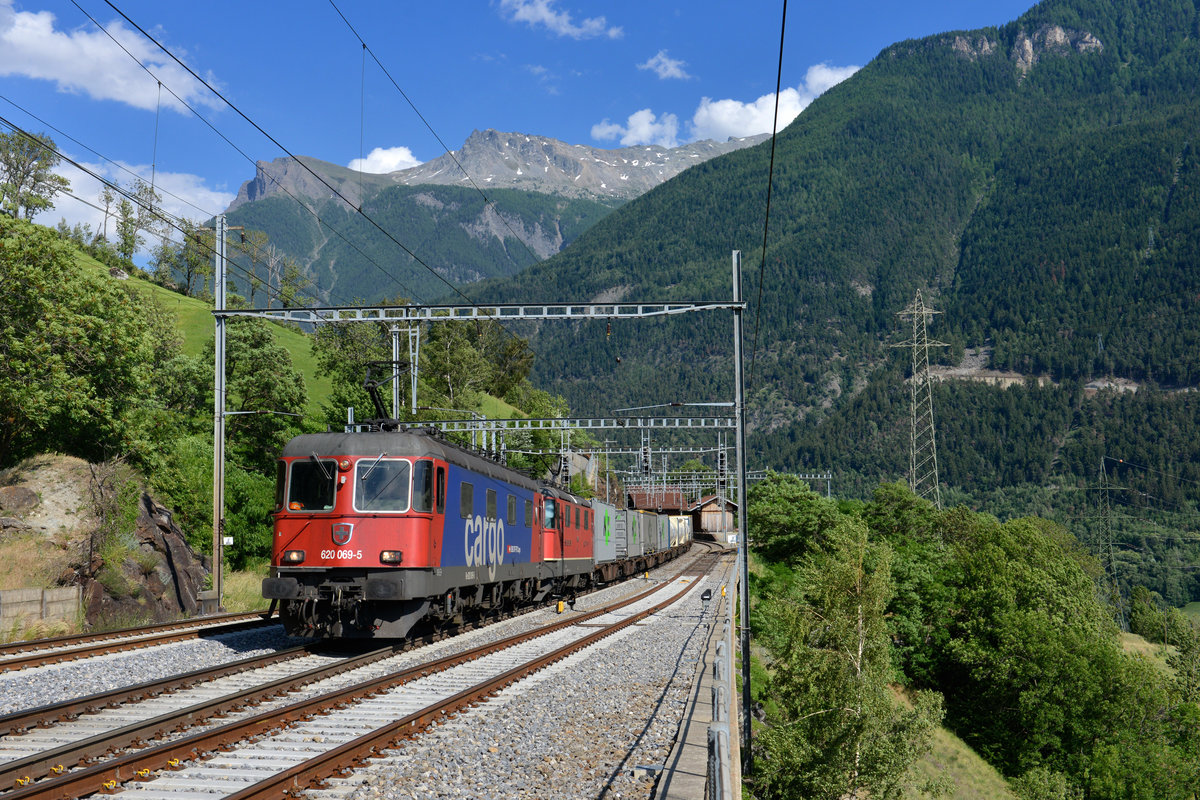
{"left": 615, "top": 509, "right": 643, "bottom": 558}
{"left": 591, "top": 499, "right": 618, "bottom": 564}
{"left": 636, "top": 510, "right": 658, "bottom": 554}
{"left": 668, "top": 515, "right": 692, "bottom": 547}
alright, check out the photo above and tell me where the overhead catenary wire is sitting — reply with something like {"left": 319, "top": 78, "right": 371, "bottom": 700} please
{"left": 151, "top": 79, "right": 161, "bottom": 198}
{"left": 359, "top": 42, "right": 366, "bottom": 211}
{"left": 23, "top": 11, "right": 354, "bottom": 309}
{"left": 94, "top": 0, "right": 538, "bottom": 356}
{"left": 747, "top": 0, "right": 787, "bottom": 395}
{"left": 324, "top": 0, "right": 546, "bottom": 269}
{"left": 0, "top": 113, "right": 308, "bottom": 310}
{"left": 63, "top": 0, "right": 416, "bottom": 307}
{"left": 0, "top": 91, "right": 213, "bottom": 225}
{"left": 98, "top": 0, "right": 506, "bottom": 316}
{"left": 61, "top": 185, "right": 300, "bottom": 311}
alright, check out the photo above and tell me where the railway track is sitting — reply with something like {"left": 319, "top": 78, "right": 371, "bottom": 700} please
{"left": 0, "top": 612, "right": 276, "bottom": 673}
{"left": 1, "top": 545, "right": 719, "bottom": 799}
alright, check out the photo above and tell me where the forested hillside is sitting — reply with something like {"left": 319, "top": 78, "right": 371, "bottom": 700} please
{"left": 465, "top": 0, "right": 1200, "bottom": 604}
{"left": 476, "top": 0, "right": 1200, "bottom": 412}
{"left": 227, "top": 185, "right": 617, "bottom": 304}
{"left": 747, "top": 477, "right": 1200, "bottom": 799}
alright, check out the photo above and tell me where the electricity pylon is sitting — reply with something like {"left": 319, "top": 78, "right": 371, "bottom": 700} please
{"left": 894, "top": 291, "right": 947, "bottom": 509}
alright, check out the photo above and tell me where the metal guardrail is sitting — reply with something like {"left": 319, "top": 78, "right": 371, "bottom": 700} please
{"left": 706, "top": 553, "right": 739, "bottom": 799}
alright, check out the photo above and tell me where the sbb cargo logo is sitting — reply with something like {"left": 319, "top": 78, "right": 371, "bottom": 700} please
{"left": 464, "top": 515, "right": 505, "bottom": 582}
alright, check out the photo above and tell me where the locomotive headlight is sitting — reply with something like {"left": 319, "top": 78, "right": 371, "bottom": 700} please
{"left": 281, "top": 549, "right": 306, "bottom": 564}
{"left": 379, "top": 550, "right": 403, "bottom": 564}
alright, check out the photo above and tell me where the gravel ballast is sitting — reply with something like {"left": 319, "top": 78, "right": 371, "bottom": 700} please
{"left": 0, "top": 626, "right": 306, "bottom": 717}
{"left": 311, "top": 555, "right": 732, "bottom": 800}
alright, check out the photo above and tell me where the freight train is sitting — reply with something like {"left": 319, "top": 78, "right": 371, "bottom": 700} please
{"left": 262, "top": 427, "right": 693, "bottom": 638}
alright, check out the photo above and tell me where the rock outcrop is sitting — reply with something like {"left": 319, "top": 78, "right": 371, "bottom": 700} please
{"left": 0, "top": 455, "right": 210, "bottom": 629}
{"left": 1010, "top": 25, "right": 1103, "bottom": 73}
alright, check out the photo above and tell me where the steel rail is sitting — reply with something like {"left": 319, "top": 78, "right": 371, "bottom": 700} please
{"left": 0, "top": 613, "right": 274, "bottom": 673}
{"left": 0, "top": 611, "right": 269, "bottom": 658}
{"left": 0, "top": 644, "right": 310, "bottom": 737}
{"left": 6, "top": 544, "right": 713, "bottom": 800}
{"left": 0, "top": 643, "right": 408, "bottom": 791}
{"left": 232, "top": 553, "right": 718, "bottom": 799}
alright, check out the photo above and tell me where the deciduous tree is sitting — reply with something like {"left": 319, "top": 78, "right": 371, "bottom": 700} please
{"left": 205, "top": 317, "right": 307, "bottom": 472}
{"left": 0, "top": 130, "right": 69, "bottom": 219}
{"left": 753, "top": 515, "right": 944, "bottom": 800}
{"left": 747, "top": 470, "right": 840, "bottom": 563}
{"left": 0, "top": 215, "right": 159, "bottom": 466}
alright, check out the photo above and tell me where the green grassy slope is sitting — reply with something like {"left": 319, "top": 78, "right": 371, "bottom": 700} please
{"left": 73, "top": 251, "right": 332, "bottom": 419}
{"left": 918, "top": 724, "right": 1018, "bottom": 800}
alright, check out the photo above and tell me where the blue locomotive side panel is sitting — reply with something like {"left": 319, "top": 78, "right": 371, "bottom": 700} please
{"left": 438, "top": 462, "right": 535, "bottom": 581}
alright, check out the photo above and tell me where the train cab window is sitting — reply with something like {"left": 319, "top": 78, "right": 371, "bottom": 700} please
{"left": 435, "top": 467, "right": 446, "bottom": 514}
{"left": 575, "top": 506, "right": 580, "bottom": 529}
{"left": 287, "top": 458, "right": 337, "bottom": 512}
{"left": 524, "top": 499, "right": 533, "bottom": 527}
{"left": 355, "top": 459, "right": 411, "bottom": 512}
{"left": 507, "top": 495, "right": 517, "bottom": 526}
{"left": 544, "top": 499, "right": 557, "bottom": 529}
{"left": 459, "top": 483, "right": 473, "bottom": 519}
{"left": 412, "top": 460, "right": 434, "bottom": 513}
{"left": 486, "top": 489, "right": 497, "bottom": 521}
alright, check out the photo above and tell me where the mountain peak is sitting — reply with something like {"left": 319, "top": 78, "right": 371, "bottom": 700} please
{"left": 226, "top": 130, "right": 768, "bottom": 213}
{"left": 386, "top": 129, "right": 769, "bottom": 201}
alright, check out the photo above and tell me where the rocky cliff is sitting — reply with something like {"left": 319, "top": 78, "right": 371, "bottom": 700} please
{"left": 0, "top": 455, "right": 210, "bottom": 631}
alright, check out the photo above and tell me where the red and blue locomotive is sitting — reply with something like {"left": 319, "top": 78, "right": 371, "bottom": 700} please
{"left": 262, "top": 427, "right": 691, "bottom": 638}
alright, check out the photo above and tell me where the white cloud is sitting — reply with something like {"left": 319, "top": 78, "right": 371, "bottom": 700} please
{"left": 591, "top": 109, "right": 679, "bottom": 148}
{"left": 638, "top": 50, "right": 691, "bottom": 80}
{"left": 347, "top": 146, "right": 422, "bottom": 174}
{"left": 803, "top": 63, "right": 860, "bottom": 96}
{"left": 0, "top": 0, "right": 219, "bottom": 113}
{"left": 590, "top": 120, "right": 626, "bottom": 141}
{"left": 499, "top": 0, "right": 622, "bottom": 40}
{"left": 690, "top": 62, "right": 859, "bottom": 140}
{"left": 591, "top": 62, "right": 859, "bottom": 149}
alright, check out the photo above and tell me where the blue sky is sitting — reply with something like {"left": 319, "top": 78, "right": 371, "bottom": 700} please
{"left": 0, "top": 0, "right": 1037, "bottom": 236}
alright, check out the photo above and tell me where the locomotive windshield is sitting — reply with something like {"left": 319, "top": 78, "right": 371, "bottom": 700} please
{"left": 356, "top": 459, "right": 411, "bottom": 512}
{"left": 287, "top": 458, "right": 337, "bottom": 511}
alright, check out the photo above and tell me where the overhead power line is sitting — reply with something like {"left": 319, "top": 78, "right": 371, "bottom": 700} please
{"left": 747, "top": 0, "right": 788, "bottom": 394}
{"left": 325, "top": 0, "right": 546, "bottom": 269}
{"left": 64, "top": 0, "right": 409, "bottom": 307}
{"left": 0, "top": 113, "right": 311, "bottom": 309}
{"left": 99, "top": 0, "right": 497, "bottom": 314}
